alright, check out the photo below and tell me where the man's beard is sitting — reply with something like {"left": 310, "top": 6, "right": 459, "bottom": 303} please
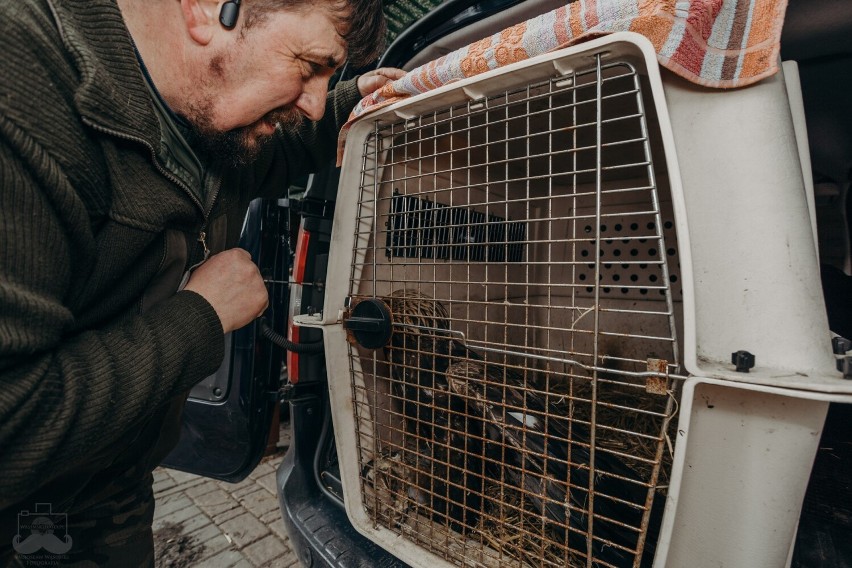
{"left": 182, "top": 101, "right": 303, "bottom": 168}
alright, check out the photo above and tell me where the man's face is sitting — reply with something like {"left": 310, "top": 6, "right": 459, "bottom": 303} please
{"left": 183, "top": 6, "right": 347, "bottom": 166}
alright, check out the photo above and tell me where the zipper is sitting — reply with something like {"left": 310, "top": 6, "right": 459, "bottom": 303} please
{"left": 83, "top": 118, "right": 206, "bottom": 215}
{"left": 199, "top": 164, "right": 224, "bottom": 254}
{"left": 84, "top": 118, "right": 223, "bottom": 265}
{"left": 197, "top": 231, "right": 211, "bottom": 260}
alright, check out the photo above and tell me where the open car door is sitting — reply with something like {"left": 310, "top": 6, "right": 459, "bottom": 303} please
{"left": 160, "top": 198, "right": 290, "bottom": 482}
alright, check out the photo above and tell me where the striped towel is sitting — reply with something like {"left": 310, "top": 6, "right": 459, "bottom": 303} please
{"left": 338, "top": 0, "right": 787, "bottom": 162}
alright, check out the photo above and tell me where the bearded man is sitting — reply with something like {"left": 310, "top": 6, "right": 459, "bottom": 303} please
{"left": 0, "top": 0, "right": 402, "bottom": 564}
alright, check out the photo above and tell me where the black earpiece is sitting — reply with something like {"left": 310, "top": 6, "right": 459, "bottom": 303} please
{"left": 219, "top": 0, "right": 241, "bottom": 29}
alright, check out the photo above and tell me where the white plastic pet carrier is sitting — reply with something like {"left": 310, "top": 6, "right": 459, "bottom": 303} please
{"left": 295, "top": 33, "right": 852, "bottom": 567}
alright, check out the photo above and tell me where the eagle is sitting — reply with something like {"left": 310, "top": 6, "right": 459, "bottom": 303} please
{"left": 380, "top": 289, "right": 485, "bottom": 535}
{"left": 376, "top": 289, "right": 660, "bottom": 566}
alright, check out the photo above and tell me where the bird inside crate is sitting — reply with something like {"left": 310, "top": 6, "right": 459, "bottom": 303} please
{"left": 356, "top": 289, "right": 668, "bottom": 567}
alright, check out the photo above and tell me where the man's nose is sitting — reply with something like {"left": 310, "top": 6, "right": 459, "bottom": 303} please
{"left": 295, "top": 77, "right": 328, "bottom": 121}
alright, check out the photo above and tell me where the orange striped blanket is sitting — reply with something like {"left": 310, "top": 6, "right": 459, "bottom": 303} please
{"left": 338, "top": 0, "right": 788, "bottom": 162}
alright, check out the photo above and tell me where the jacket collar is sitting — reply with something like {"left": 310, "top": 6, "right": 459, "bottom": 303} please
{"left": 46, "top": 0, "right": 161, "bottom": 147}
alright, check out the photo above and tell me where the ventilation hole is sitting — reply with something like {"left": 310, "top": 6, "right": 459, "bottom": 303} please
{"left": 600, "top": 224, "right": 608, "bottom": 232}
{"left": 667, "top": 248, "right": 676, "bottom": 256}
{"left": 579, "top": 274, "right": 587, "bottom": 281}
{"left": 670, "top": 274, "right": 678, "bottom": 283}
{"left": 630, "top": 223, "right": 639, "bottom": 230}
{"left": 603, "top": 287, "right": 611, "bottom": 293}
{"left": 639, "top": 263, "right": 648, "bottom": 269}
{"left": 588, "top": 264, "right": 595, "bottom": 269}
{"left": 614, "top": 223, "right": 623, "bottom": 231}
{"left": 664, "top": 221, "right": 673, "bottom": 229}
{"left": 638, "top": 238, "right": 647, "bottom": 244}
{"left": 581, "top": 249, "right": 589, "bottom": 257}
{"left": 622, "top": 239, "right": 630, "bottom": 244}
{"left": 630, "top": 249, "right": 639, "bottom": 256}
{"left": 621, "top": 288, "right": 629, "bottom": 294}
{"left": 605, "top": 239, "right": 613, "bottom": 245}
{"left": 622, "top": 264, "right": 629, "bottom": 269}
{"left": 649, "top": 248, "right": 657, "bottom": 256}
{"left": 659, "top": 289, "right": 667, "bottom": 296}
{"left": 613, "top": 249, "right": 622, "bottom": 257}
{"left": 613, "top": 274, "right": 621, "bottom": 282}
{"left": 604, "top": 263, "right": 612, "bottom": 269}
{"left": 630, "top": 274, "right": 639, "bottom": 282}
{"left": 600, "top": 249, "right": 605, "bottom": 257}
{"left": 584, "top": 225, "right": 592, "bottom": 233}
{"left": 640, "top": 289, "right": 648, "bottom": 295}
{"left": 647, "top": 222, "right": 656, "bottom": 230}
{"left": 586, "top": 287, "right": 593, "bottom": 293}
{"left": 649, "top": 274, "right": 658, "bottom": 282}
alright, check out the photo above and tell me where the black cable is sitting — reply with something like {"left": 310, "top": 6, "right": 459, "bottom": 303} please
{"left": 258, "top": 318, "right": 324, "bottom": 353}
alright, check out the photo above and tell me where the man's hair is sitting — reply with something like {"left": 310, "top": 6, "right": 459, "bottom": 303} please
{"left": 242, "top": 0, "right": 387, "bottom": 67}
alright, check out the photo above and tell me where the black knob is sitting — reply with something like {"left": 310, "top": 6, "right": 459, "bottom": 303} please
{"left": 731, "top": 350, "right": 755, "bottom": 373}
{"left": 344, "top": 298, "right": 393, "bottom": 350}
{"left": 832, "top": 336, "right": 852, "bottom": 355}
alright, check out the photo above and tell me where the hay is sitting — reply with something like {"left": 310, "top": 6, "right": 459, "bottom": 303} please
{"left": 360, "top": 289, "right": 676, "bottom": 566}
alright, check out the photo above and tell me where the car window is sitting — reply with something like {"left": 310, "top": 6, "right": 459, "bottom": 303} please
{"left": 384, "top": 0, "right": 445, "bottom": 42}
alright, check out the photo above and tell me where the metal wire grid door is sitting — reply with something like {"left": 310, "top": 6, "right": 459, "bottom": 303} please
{"left": 345, "top": 54, "right": 684, "bottom": 568}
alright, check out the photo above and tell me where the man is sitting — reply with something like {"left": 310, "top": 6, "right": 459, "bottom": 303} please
{"left": 0, "top": 0, "right": 403, "bottom": 564}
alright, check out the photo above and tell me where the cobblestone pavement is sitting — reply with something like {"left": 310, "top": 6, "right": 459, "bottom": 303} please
{"left": 152, "top": 425, "right": 298, "bottom": 568}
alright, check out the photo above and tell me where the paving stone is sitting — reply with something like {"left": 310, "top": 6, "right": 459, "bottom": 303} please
{"left": 155, "top": 481, "right": 201, "bottom": 498}
{"left": 202, "top": 548, "right": 249, "bottom": 568}
{"left": 169, "top": 469, "right": 203, "bottom": 486}
{"left": 164, "top": 477, "right": 206, "bottom": 497}
{"left": 266, "top": 518, "right": 290, "bottom": 543}
{"left": 249, "top": 461, "right": 274, "bottom": 480}
{"left": 224, "top": 475, "right": 262, "bottom": 498}
{"left": 218, "top": 512, "right": 271, "bottom": 549}
{"left": 156, "top": 491, "right": 192, "bottom": 506}
{"left": 237, "top": 489, "right": 279, "bottom": 518}
{"left": 153, "top": 477, "right": 177, "bottom": 495}
{"left": 212, "top": 504, "right": 247, "bottom": 524}
{"left": 258, "top": 509, "right": 282, "bottom": 525}
{"left": 183, "top": 512, "right": 214, "bottom": 536}
{"left": 233, "top": 483, "right": 263, "bottom": 500}
{"left": 194, "top": 488, "right": 241, "bottom": 518}
{"left": 152, "top": 503, "right": 205, "bottom": 532}
{"left": 153, "top": 494, "right": 193, "bottom": 520}
{"left": 153, "top": 468, "right": 172, "bottom": 484}
{"left": 185, "top": 479, "right": 220, "bottom": 499}
{"left": 190, "top": 525, "right": 234, "bottom": 560}
{"left": 256, "top": 471, "right": 277, "bottom": 495}
{"left": 242, "top": 535, "right": 290, "bottom": 567}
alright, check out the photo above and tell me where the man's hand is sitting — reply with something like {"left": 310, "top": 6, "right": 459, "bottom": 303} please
{"left": 357, "top": 67, "right": 405, "bottom": 97}
{"left": 183, "top": 248, "right": 269, "bottom": 333}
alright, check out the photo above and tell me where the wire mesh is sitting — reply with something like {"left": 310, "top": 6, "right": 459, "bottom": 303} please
{"left": 346, "top": 55, "right": 684, "bottom": 568}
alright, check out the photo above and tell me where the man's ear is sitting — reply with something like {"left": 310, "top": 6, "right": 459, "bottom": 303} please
{"left": 180, "top": 0, "right": 221, "bottom": 46}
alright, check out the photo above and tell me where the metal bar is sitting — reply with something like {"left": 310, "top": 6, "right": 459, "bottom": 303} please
{"left": 585, "top": 53, "right": 605, "bottom": 568}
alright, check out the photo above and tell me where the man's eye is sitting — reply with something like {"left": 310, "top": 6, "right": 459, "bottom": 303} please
{"left": 304, "top": 61, "right": 324, "bottom": 76}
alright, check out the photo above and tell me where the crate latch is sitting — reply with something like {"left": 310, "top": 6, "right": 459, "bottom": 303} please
{"left": 343, "top": 297, "right": 393, "bottom": 350}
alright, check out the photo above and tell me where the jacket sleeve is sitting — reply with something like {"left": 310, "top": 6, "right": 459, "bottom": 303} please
{"left": 0, "top": 130, "right": 225, "bottom": 509}
{"left": 254, "top": 77, "right": 362, "bottom": 197}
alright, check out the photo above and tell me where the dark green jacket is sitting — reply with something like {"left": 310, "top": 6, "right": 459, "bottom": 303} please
{"left": 0, "top": 0, "right": 360, "bottom": 510}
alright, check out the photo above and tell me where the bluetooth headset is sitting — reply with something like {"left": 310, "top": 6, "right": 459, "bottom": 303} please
{"left": 219, "top": 0, "right": 242, "bottom": 29}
